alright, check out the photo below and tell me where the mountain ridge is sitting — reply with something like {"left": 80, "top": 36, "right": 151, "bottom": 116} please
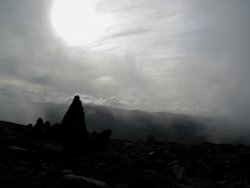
{"left": 0, "top": 101, "right": 208, "bottom": 143}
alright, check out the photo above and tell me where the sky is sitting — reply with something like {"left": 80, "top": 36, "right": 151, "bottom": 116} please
{"left": 0, "top": 0, "right": 250, "bottom": 125}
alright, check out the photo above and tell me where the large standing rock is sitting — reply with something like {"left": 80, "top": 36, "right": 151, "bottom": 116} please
{"left": 60, "top": 96, "right": 89, "bottom": 146}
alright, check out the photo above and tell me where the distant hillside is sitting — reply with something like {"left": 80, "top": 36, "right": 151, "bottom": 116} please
{"left": 0, "top": 121, "right": 26, "bottom": 137}
{"left": 0, "top": 100, "right": 210, "bottom": 143}
{"left": 4, "top": 100, "right": 248, "bottom": 144}
{"left": 36, "top": 103, "right": 207, "bottom": 143}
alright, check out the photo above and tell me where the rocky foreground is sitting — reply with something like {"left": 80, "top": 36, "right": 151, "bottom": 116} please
{"left": 1, "top": 138, "right": 250, "bottom": 188}
{"left": 1, "top": 96, "right": 250, "bottom": 188}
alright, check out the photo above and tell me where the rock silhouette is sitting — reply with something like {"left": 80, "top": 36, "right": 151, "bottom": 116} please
{"left": 35, "top": 117, "right": 44, "bottom": 128}
{"left": 1, "top": 97, "right": 250, "bottom": 187}
{"left": 59, "top": 96, "right": 89, "bottom": 146}
{"left": 91, "top": 129, "right": 112, "bottom": 150}
{"left": 23, "top": 95, "right": 111, "bottom": 150}
{"left": 56, "top": 95, "right": 112, "bottom": 150}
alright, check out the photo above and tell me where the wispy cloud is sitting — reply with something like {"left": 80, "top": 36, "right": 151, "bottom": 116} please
{"left": 105, "top": 28, "right": 151, "bottom": 39}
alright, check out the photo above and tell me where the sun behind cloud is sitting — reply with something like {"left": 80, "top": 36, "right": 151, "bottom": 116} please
{"left": 50, "top": 0, "right": 114, "bottom": 46}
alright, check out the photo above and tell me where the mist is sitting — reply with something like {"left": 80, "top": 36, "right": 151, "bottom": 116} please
{"left": 0, "top": 0, "right": 250, "bottom": 143}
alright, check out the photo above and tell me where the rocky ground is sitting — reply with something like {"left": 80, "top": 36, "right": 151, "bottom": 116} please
{"left": 1, "top": 137, "right": 250, "bottom": 188}
{"left": 1, "top": 96, "right": 250, "bottom": 188}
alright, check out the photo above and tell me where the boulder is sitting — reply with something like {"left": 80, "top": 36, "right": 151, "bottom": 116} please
{"left": 60, "top": 96, "right": 89, "bottom": 146}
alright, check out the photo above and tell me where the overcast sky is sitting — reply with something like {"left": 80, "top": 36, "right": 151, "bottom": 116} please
{"left": 0, "top": 0, "right": 250, "bottom": 124}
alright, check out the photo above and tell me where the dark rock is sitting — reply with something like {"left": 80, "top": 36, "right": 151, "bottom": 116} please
{"left": 91, "top": 131, "right": 98, "bottom": 137}
{"left": 172, "top": 165, "right": 185, "bottom": 181}
{"left": 60, "top": 96, "right": 89, "bottom": 146}
{"left": 5, "top": 145, "right": 34, "bottom": 161}
{"left": 27, "top": 124, "right": 33, "bottom": 128}
{"left": 26, "top": 118, "right": 52, "bottom": 139}
{"left": 63, "top": 174, "right": 112, "bottom": 188}
{"left": 44, "top": 121, "right": 51, "bottom": 127}
{"left": 172, "top": 183, "right": 195, "bottom": 188}
{"left": 0, "top": 135, "right": 20, "bottom": 146}
{"left": 3, "top": 96, "right": 250, "bottom": 187}
{"left": 35, "top": 118, "right": 44, "bottom": 128}
{"left": 147, "top": 135, "right": 157, "bottom": 143}
{"left": 93, "top": 130, "right": 112, "bottom": 149}
{"left": 114, "top": 183, "right": 128, "bottom": 188}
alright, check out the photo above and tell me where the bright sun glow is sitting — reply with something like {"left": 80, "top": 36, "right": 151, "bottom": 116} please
{"left": 51, "top": 0, "right": 113, "bottom": 46}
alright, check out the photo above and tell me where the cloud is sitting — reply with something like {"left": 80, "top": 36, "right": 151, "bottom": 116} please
{"left": 0, "top": 0, "right": 250, "bottom": 136}
{"left": 105, "top": 28, "right": 151, "bottom": 39}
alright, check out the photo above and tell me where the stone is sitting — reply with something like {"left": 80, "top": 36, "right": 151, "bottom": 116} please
{"left": 35, "top": 118, "right": 44, "bottom": 128}
{"left": 60, "top": 96, "right": 89, "bottom": 145}
{"left": 172, "top": 165, "right": 185, "bottom": 181}
{"left": 94, "top": 130, "right": 112, "bottom": 149}
{"left": 63, "top": 174, "right": 112, "bottom": 188}
{"left": 114, "top": 183, "right": 128, "bottom": 188}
